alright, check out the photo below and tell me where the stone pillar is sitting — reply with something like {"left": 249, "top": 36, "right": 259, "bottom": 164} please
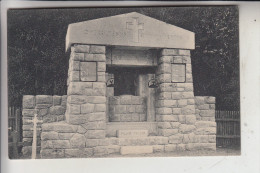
{"left": 66, "top": 44, "right": 107, "bottom": 140}
{"left": 155, "top": 49, "right": 199, "bottom": 151}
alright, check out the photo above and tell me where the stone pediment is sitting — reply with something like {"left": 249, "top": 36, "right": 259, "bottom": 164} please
{"left": 66, "top": 12, "right": 195, "bottom": 51}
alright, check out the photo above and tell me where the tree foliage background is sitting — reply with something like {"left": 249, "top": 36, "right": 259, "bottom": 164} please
{"left": 8, "top": 6, "right": 239, "bottom": 110}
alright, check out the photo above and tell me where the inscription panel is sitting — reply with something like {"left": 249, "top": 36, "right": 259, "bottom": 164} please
{"left": 80, "top": 62, "right": 97, "bottom": 81}
{"left": 171, "top": 64, "right": 186, "bottom": 83}
{"left": 117, "top": 130, "right": 148, "bottom": 138}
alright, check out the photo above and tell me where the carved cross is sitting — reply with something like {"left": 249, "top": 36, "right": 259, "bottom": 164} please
{"left": 28, "top": 112, "right": 43, "bottom": 159}
{"left": 126, "top": 17, "right": 144, "bottom": 43}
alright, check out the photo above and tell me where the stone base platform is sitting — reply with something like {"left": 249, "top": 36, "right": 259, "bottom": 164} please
{"left": 40, "top": 121, "right": 216, "bottom": 158}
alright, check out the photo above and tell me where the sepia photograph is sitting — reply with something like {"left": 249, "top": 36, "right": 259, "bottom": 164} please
{"left": 6, "top": 6, "right": 241, "bottom": 159}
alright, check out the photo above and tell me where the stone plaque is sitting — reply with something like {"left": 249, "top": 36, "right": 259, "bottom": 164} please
{"left": 171, "top": 64, "right": 186, "bottom": 83}
{"left": 80, "top": 62, "right": 97, "bottom": 81}
{"left": 117, "top": 130, "right": 148, "bottom": 138}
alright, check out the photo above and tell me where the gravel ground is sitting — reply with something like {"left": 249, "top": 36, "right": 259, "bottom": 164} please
{"left": 99, "top": 148, "right": 241, "bottom": 158}
{"left": 16, "top": 148, "right": 240, "bottom": 159}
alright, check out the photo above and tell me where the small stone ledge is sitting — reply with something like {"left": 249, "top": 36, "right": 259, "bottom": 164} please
{"left": 41, "top": 121, "right": 78, "bottom": 133}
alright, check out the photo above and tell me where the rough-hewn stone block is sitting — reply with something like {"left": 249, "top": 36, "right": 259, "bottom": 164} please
{"left": 172, "top": 92, "right": 182, "bottom": 100}
{"left": 156, "top": 115, "right": 178, "bottom": 122}
{"left": 72, "top": 52, "right": 85, "bottom": 61}
{"left": 158, "top": 92, "right": 172, "bottom": 100}
{"left": 181, "top": 105, "right": 195, "bottom": 115}
{"left": 132, "top": 96, "right": 145, "bottom": 105}
{"left": 186, "top": 143, "right": 216, "bottom": 151}
{"left": 121, "top": 146, "right": 153, "bottom": 155}
{"left": 40, "top": 148, "right": 64, "bottom": 158}
{"left": 157, "top": 73, "right": 172, "bottom": 83}
{"left": 170, "top": 122, "right": 181, "bottom": 128}
{"left": 153, "top": 145, "right": 165, "bottom": 152}
{"left": 67, "top": 104, "right": 80, "bottom": 114}
{"left": 187, "top": 99, "right": 195, "bottom": 105}
{"left": 181, "top": 92, "right": 194, "bottom": 99}
{"left": 172, "top": 108, "right": 181, "bottom": 115}
{"left": 169, "top": 134, "right": 183, "bottom": 144}
{"left": 158, "top": 56, "right": 173, "bottom": 64}
{"left": 194, "top": 135, "right": 209, "bottom": 143}
{"left": 208, "top": 135, "right": 216, "bottom": 143}
{"left": 89, "top": 45, "right": 106, "bottom": 54}
{"left": 94, "top": 145, "right": 120, "bottom": 156}
{"left": 94, "top": 104, "right": 106, "bottom": 112}
{"left": 51, "top": 140, "right": 70, "bottom": 149}
{"left": 36, "top": 95, "right": 53, "bottom": 104}
{"left": 93, "top": 54, "right": 106, "bottom": 62}
{"left": 194, "top": 96, "right": 205, "bottom": 105}
{"left": 161, "top": 49, "right": 179, "bottom": 56}
{"left": 73, "top": 45, "right": 90, "bottom": 53}
{"left": 49, "top": 106, "right": 66, "bottom": 115}
{"left": 70, "top": 133, "right": 86, "bottom": 148}
{"left": 177, "top": 115, "right": 186, "bottom": 123}
{"left": 156, "top": 108, "right": 172, "bottom": 115}
{"left": 157, "top": 63, "right": 172, "bottom": 74}
{"left": 157, "top": 100, "right": 177, "bottom": 108}
{"left": 88, "top": 96, "right": 106, "bottom": 104}
{"left": 23, "top": 130, "right": 41, "bottom": 138}
{"left": 41, "top": 131, "right": 59, "bottom": 140}
{"left": 157, "top": 122, "right": 172, "bottom": 129}
{"left": 198, "top": 104, "right": 210, "bottom": 110}
{"left": 205, "top": 96, "right": 216, "bottom": 104}
{"left": 97, "top": 62, "right": 106, "bottom": 72}
{"left": 200, "top": 110, "right": 215, "bottom": 117}
{"left": 158, "top": 129, "right": 178, "bottom": 136}
{"left": 115, "top": 105, "right": 126, "bottom": 114}
{"left": 185, "top": 115, "right": 196, "bottom": 124}
{"left": 42, "top": 121, "right": 78, "bottom": 133}
{"left": 195, "top": 121, "right": 216, "bottom": 128}
{"left": 81, "top": 104, "right": 95, "bottom": 114}
{"left": 85, "top": 130, "right": 105, "bottom": 139}
{"left": 23, "top": 95, "right": 35, "bottom": 109}
{"left": 81, "top": 121, "right": 106, "bottom": 130}
{"left": 164, "top": 144, "right": 177, "bottom": 152}
{"left": 195, "top": 127, "right": 216, "bottom": 135}
{"left": 179, "top": 124, "right": 196, "bottom": 134}
{"left": 120, "top": 114, "right": 132, "bottom": 122}
{"left": 69, "top": 71, "right": 80, "bottom": 81}
{"left": 178, "top": 100, "right": 188, "bottom": 107}
{"left": 58, "top": 133, "right": 74, "bottom": 140}
{"left": 53, "top": 96, "right": 62, "bottom": 106}
{"left": 182, "top": 56, "right": 191, "bottom": 63}
{"left": 173, "top": 56, "right": 183, "bottom": 63}
{"left": 126, "top": 105, "right": 135, "bottom": 113}
{"left": 22, "top": 109, "right": 36, "bottom": 117}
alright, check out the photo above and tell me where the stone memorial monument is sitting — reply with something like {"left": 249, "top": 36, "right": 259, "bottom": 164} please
{"left": 22, "top": 12, "right": 216, "bottom": 158}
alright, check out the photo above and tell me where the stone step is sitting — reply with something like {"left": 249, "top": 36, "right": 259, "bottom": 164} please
{"left": 85, "top": 136, "right": 168, "bottom": 147}
{"left": 106, "top": 122, "right": 158, "bottom": 137}
{"left": 121, "top": 146, "right": 153, "bottom": 155}
{"left": 117, "top": 130, "right": 148, "bottom": 138}
{"left": 117, "top": 136, "right": 168, "bottom": 146}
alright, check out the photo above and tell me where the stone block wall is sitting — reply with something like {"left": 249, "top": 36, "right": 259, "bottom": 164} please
{"left": 22, "top": 95, "right": 67, "bottom": 156}
{"left": 66, "top": 44, "right": 107, "bottom": 129}
{"left": 40, "top": 44, "right": 108, "bottom": 158}
{"left": 195, "top": 96, "right": 216, "bottom": 121}
{"left": 155, "top": 49, "right": 216, "bottom": 151}
{"left": 108, "top": 95, "right": 146, "bottom": 122}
